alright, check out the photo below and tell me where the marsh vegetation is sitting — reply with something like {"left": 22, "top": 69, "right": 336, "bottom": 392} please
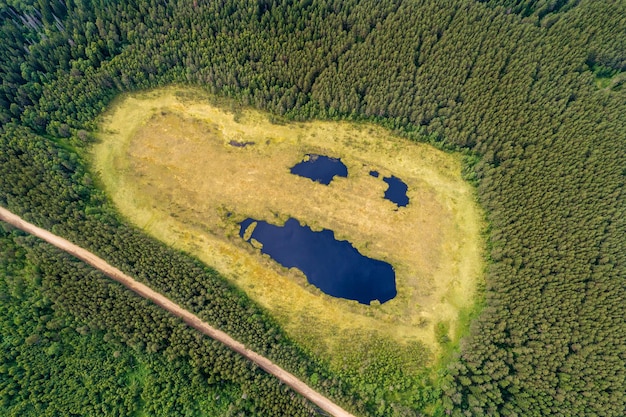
{"left": 93, "top": 87, "right": 485, "bottom": 370}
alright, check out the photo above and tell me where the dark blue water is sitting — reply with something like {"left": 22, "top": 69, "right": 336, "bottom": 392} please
{"left": 239, "top": 218, "right": 396, "bottom": 304}
{"left": 369, "top": 170, "right": 379, "bottom": 178}
{"left": 290, "top": 154, "right": 348, "bottom": 185}
{"left": 383, "top": 176, "right": 409, "bottom": 207}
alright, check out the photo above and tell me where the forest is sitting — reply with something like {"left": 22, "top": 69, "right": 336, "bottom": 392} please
{"left": 1, "top": 0, "right": 624, "bottom": 416}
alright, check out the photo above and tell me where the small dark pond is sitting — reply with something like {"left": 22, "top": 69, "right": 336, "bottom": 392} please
{"left": 239, "top": 218, "right": 396, "bottom": 304}
{"left": 229, "top": 140, "right": 255, "bottom": 147}
{"left": 290, "top": 154, "right": 348, "bottom": 185}
{"left": 383, "top": 176, "right": 409, "bottom": 207}
{"left": 369, "top": 170, "right": 379, "bottom": 178}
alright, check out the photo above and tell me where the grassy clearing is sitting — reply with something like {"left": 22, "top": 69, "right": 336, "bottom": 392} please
{"left": 591, "top": 65, "right": 625, "bottom": 91}
{"left": 92, "top": 87, "right": 484, "bottom": 370}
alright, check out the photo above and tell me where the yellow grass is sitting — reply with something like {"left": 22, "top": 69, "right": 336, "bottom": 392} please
{"left": 92, "top": 87, "right": 484, "bottom": 366}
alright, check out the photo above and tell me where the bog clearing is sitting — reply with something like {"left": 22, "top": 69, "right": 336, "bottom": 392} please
{"left": 93, "top": 87, "right": 484, "bottom": 371}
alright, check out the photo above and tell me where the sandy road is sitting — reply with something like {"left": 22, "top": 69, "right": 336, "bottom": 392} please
{"left": 0, "top": 206, "right": 357, "bottom": 417}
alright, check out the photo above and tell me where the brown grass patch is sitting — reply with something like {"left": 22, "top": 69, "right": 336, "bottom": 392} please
{"left": 92, "top": 87, "right": 484, "bottom": 365}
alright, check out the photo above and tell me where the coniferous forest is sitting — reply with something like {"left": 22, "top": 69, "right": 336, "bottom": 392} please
{"left": 1, "top": 0, "right": 625, "bottom": 416}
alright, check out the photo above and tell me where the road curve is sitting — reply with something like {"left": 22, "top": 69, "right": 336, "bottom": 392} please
{"left": 0, "top": 206, "right": 357, "bottom": 417}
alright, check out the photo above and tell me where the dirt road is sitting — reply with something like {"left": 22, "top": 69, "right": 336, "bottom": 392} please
{"left": 0, "top": 206, "right": 357, "bottom": 417}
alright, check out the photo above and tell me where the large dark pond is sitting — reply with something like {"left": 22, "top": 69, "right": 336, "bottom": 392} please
{"left": 290, "top": 154, "right": 348, "bottom": 185}
{"left": 383, "top": 175, "right": 409, "bottom": 207}
{"left": 239, "top": 218, "right": 396, "bottom": 304}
